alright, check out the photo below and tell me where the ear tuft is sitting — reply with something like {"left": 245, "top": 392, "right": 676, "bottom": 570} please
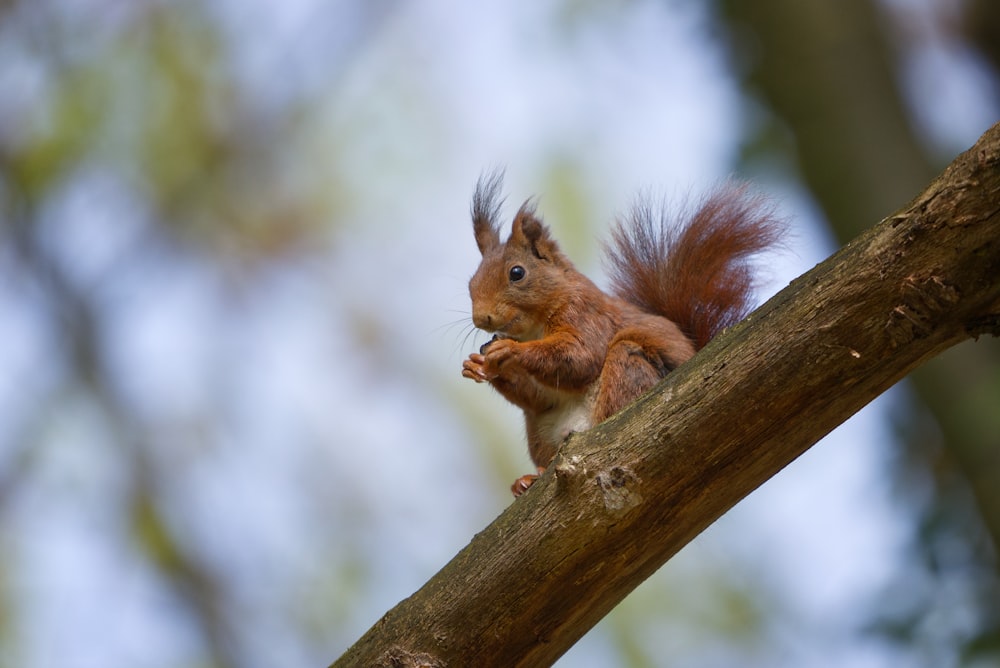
{"left": 471, "top": 169, "right": 505, "bottom": 254}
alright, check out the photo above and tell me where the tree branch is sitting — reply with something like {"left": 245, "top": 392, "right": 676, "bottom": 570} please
{"left": 332, "top": 122, "right": 1000, "bottom": 667}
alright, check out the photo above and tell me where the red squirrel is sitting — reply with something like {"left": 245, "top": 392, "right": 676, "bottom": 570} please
{"left": 461, "top": 172, "right": 784, "bottom": 496}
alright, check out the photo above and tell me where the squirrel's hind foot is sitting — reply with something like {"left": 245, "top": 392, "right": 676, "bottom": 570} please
{"left": 511, "top": 467, "right": 546, "bottom": 497}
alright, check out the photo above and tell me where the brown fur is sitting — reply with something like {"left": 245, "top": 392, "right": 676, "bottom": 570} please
{"left": 606, "top": 183, "right": 783, "bottom": 349}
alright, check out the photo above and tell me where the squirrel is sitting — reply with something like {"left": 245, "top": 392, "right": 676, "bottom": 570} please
{"left": 461, "top": 172, "right": 784, "bottom": 496}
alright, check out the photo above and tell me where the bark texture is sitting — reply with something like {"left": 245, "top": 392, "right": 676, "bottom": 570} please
{"left": 332, "top": 123, "right": 1000, "bottom": 668}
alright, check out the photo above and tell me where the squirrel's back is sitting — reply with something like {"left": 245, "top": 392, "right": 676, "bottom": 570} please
{"left": 605, "top": 183, "right": 784, "bottom": 350}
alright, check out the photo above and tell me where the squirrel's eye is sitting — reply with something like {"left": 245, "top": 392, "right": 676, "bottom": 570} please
{"left": 508, "top": 265, "right": 526, "bottom": 282}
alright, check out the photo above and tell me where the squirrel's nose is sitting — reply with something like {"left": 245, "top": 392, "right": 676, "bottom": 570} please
{"left": 473, "top": 311, "right": 494, "bottom": 331}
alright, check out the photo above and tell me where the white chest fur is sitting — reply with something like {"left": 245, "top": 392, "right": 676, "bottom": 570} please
{"left": 534, "top": 385, "right": 597, "bottom": 446}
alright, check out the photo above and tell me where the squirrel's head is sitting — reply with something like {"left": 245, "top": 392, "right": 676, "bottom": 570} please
{"left": 468, "top": 172, "right": 572, "bottom": 342}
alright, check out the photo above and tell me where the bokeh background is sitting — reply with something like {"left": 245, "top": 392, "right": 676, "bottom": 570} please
{"left": 1, "top": 1, "right": 999, "bottom": 666}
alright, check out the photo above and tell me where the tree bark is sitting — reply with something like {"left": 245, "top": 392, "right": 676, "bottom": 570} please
{"left": 331, "top": 123, "right": 1000, "bottom": 668}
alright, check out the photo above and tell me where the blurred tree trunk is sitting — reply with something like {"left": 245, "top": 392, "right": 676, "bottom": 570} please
{"left": 966, "top": 0, "right": 1000, "bottom": 74}
{"left": 718, "top": 0, "right": 1000, "bottom": 656}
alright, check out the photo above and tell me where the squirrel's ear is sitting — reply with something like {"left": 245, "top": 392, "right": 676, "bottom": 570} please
{"left": 511, "top": 201, "right": 558, "bottom": 261}
{"left": 471, "top": 170, "right": 504, "bottom": 254}
{"left": 473, "top": 216, "right": 501, "bottom": 255}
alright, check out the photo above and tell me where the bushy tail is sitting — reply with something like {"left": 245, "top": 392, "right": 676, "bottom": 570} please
{"left": 605, "top": 182, "right": 785, "bottom": 350}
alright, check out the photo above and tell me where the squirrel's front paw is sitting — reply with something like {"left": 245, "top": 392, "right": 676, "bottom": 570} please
{"left": 479, "top": 334, "right": 500, "bottom": 355}
{"left": 462, "top": 353, "right": 489, "bottom": 382}
{"left": 482, "top": 338, "right": 518, "bottom": 374}
{"left": 462, "top": 338, "right": 518, "bottom": 382}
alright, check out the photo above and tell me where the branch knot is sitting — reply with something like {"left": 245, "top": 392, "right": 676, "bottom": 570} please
{"left": 595, "top": 466, "right": 642, "bottom": 514}
{"left": 885, "top": 275, "right": 960, "bottom": 347}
